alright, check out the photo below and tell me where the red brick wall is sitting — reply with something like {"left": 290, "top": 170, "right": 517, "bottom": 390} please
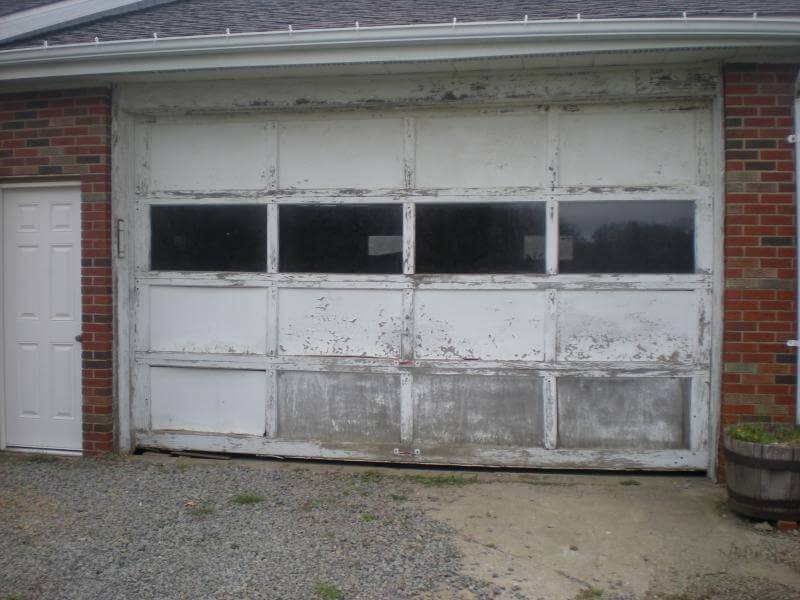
{"left": 722, "top": 64, "right": 798, "bottom": 470}
{"left": 0, "top": 87, "right": 113, "bottom": 454}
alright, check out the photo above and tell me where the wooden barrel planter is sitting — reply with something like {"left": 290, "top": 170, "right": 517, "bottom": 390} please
{"left": 724, "top": 432, "right": 800, "bottom": 521}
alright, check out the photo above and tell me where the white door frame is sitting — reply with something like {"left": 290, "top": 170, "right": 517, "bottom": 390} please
{"left": 0, "top": 180, "right": 83, "bottom": 454}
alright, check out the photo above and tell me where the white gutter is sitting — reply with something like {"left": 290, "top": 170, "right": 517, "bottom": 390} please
{"left": 0, "top": 17, "right": 799, "bottom": 82}
{"left": 0, "top": 0, "right": 168, "bottom": 45}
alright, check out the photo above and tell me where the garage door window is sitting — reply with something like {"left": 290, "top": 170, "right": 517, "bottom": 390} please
{"left": 558, "top": 201, "right": 694, "bottom": 274}
{"left": 279, "top": 204, "right": 403, "bottom": 274}
{"left": 150, "top": 204, "right": 267, "bottom": 272}
{"left": 416, "top": 203, "right": 546, "bottom": 274}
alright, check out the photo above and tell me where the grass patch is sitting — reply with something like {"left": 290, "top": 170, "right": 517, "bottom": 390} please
{"left": 726, "top": 423, "right": 800, "bottom": 445}
{"left": 390, "top": 494, "right": 407, "bottom": 502}
{"left": 313, "top": 583, "right": 344, "bottom": 600}
{"left": 574, "top": 587, "right": 604, "bottom": 600}
{"left": 231, "top": 493, "right": 264, "bottom": 505}
{"left": 359, "top": 513, "right": 377, "bottom": 522}
{"left": 3, "top": 594, "right": 23, "bottom": 600}
{"left": 175, "top": 463, "right": 190, "bottom": 473}
{"left": 358, "top": 470, "right": 385, "bottom": 484}
{"left": 619, "top": 479, "right": 641, "bottom": 486}
{"left": 404, "top": 473, "right": 479, "bottom": 487}
{"left": 26, "top": 454, "right": 58, "bottom": 464}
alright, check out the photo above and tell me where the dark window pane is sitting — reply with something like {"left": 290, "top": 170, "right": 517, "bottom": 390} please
{"left": 150, "top": 205, "right": 267, "bottom": 272}
{"left": 279, "top": 204, "right": 402, "bottom": 273}
{"left": 416, "top": 203, "right": 546, "bottom": 274}
{"left": 559, "top": 201, "right": 694, "bottom": 274}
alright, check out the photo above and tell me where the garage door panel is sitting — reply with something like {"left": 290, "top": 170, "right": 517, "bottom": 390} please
{"left": 148, "top": 120, "right": 270, "bottom": 191}
{"left": 150, "top": 367, "right": 266, "bottom": 435}
{"left": 278, "top": 118, "right": 405, "bottom": 189}
{"left": 414, "top": 290, "right": 545, "bottom": 361}
{"left": 413, "top": 374, "right": 543, "bottom": 446}
{"left": 415, "top": 113, "right": 548, "bottom": 188}
{"left": 277, "top": 371, "right": 401, "bottom": 443}
{"left": 557, "top": 291, "right": 696, "bottom": 363}
{"left": 558, "top": 109, "right": 699, "bottom": 186}
{"left": 149, "top": 286, "right": 268, "bottom": 354}
{"left": 278, "top": 288, "right": 402, "bottom": 358}
{"left": 558, "top": 377, "right": 690, "bottom": 449}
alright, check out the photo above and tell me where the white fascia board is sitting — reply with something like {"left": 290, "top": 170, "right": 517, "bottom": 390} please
{"left": 0, "top": 0, "right": 148, "bottom": 44}
{"left": 1, "top": 17, "right": 799, "bottom": 82}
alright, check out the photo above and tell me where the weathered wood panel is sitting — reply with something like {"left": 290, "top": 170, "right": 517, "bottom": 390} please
{"left": 414, "top": 290, "right": 546, "bottom": 360}
{"left": 277, "top": 288, "right": 403, "bottom": 358}
{"left": 415, "top": 113, "right": 548, "bottom": 188}
{"left": 558, "top": 377, "right": 690, "bottom": 449}
{"left": 413, "top": 374, "right": 543, "bottom": 446}
{"left": 148, "top": 286, "right": 268, "bottom": 354}
{"left": 557, "top": 291, "right": 697, "bottom": 363}
{"left": 558, "top": 107, "right": 700, "bottom": 186}
{"left": 147, "top": 120, "right": 270, "bottom": 191}
{"left": 278, "top": 118, "right": 405, "bottom": 189}
{"left": 150, "top": 367, "right": 266, "bottom": 435}
{"left": 277, "top": 371, "right": 401, "bottom": 443}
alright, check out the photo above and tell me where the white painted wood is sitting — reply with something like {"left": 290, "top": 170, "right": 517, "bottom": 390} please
{"left": 117, "top": 66, "right": 719, "bottom": 115}
{"left": 136, "top": 430, "right": 709, "bottom": 470}
{"left": 400, "top": 371, "right": 413, "bottom": 443}
{"left": 543, "top": 374, "right": 557, "bottom": 450}
{"left": 114, "top": 104, "right": 136, "bottom": 452}
{"left": 557, "top": 291, "right": 698, "bottom": 363}
{"left": 414, "top": 290, "right": 546, "bottom": 361}
{"left": 402, "top": 202, "right": 415, "bottom": 275}
{"left": 148, "top": 119, "right": 271, "bottom": 191}
{"left": 134, "top": 271, "right": 711, "bottom": 290}
{"left": 150, "top": 366, "right": 267, "bottom": 435}
{"left": 690, "top": 375, "right": 710, "bottom": 453}
{"left": 265, "top": 369, "right": 277, "bottom": 437}
{"left": 402, "top": 117, "right": 415, "bottom": 189}
{"left": 266, "top": 203, "right": 279, "bottom": 274}
{"left": 135, "top": 351, "right": 709, "bottom": 377}
{"left": 147, "top": 286, "right": 268, "bottom": 354}
{"left": 3, "top": 186, "right": 82, "bottom": 451}
{"left": 558, "top": 104, "right": 702, "bottom": 187}
{"left": 278, "top": 118, "right": 405, "bottom": 189}
{"left": 400, "top": 287, "right": 414, "bottom": 362}
{"left": 415, "top": 112, "right": 548, "bottom": 188}
{"left": 277, "top": 288, "right": 403, "bottom": 358}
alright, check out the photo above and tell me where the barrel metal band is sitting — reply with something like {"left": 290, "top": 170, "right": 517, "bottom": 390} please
{"left": 728, "top": 489, "right": 800, "bottom": 510}
{"left": 724, "top": 447, "right": 800, "bottom": 472}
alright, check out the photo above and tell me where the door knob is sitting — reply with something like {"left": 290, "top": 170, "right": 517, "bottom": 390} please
{"left": 75, "top": 334, "right": 83, "bottom": 343}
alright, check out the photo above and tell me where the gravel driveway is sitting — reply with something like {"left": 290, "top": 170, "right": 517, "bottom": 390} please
{"left": 0, "top": 452, "right": 499, "bottom": 600}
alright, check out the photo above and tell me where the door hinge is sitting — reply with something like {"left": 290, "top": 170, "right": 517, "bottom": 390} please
{"left": 787, "top": 340, "right": 800, "bottom": 348}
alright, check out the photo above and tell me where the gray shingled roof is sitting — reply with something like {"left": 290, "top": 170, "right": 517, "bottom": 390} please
{"left": 4, "top": 0, "right": 800, "bottom": 49}
{"left": 0, "top": 0, "right": 63, "bottom": 18}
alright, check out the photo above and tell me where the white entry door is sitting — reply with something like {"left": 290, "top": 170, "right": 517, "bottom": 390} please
{"left": 3, "top": 186, "right": 82, "bottom": 451}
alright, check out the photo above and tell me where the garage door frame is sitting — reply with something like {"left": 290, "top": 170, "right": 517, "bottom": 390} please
{"left": 112, "top": 65, "right": 725, "bottom": 471}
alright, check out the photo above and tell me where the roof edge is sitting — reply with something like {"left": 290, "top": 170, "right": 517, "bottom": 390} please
{"left": 1, "top": 17, "right": 799, "bottom": 82}
{"left": 0, "top": 0, "right": 178, "bottom": 45}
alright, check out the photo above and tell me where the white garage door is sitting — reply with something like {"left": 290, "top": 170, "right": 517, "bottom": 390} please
{"left": 130, "top": 99, "right": 714, "bottom": 469}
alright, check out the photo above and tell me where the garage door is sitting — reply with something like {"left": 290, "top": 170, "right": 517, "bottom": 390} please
{"left": 130, "top": 99, "right": 714, "bottom": 469}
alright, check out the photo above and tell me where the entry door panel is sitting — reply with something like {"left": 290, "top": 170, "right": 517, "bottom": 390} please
{"left": 4, "top": 187, "right": 81, "bottom": 450}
